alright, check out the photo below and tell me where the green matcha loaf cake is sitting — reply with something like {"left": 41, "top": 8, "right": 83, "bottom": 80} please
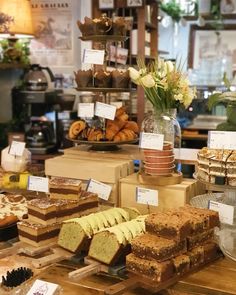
{"left": 88, "top": 216, "right": 146, "bottom": 265}
{"left": 58, "top": 207, "right": 140, "bottom": 253}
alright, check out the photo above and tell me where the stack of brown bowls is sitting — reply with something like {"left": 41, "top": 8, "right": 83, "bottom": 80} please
{"left": 143, "top": 142, "right": 175, "bottom": 176}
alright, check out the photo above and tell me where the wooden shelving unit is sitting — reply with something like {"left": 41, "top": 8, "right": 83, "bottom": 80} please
{"left": 92, "top": 0, "right": 159, "bottom": 126}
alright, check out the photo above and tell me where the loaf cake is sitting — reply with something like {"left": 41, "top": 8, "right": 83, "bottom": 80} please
{"left": 88, "top": 216, "right": 145, "bottom": 265}
{"left": 17, "top": 221, "right": 61, "bottom": 247}
{"left": 197, "top": 147, "right": 236, "bottom": 186}
{"left": 131, "top": 233, "right": 187, "bottom": 262}
{"left": 49, "top": 176, "right": 82, "bottom": 200}
{"left": 126, "top": 253, "right": 174, "bottom": 282}
{"left": 27, "top": 193, "right": 99, "bottom": 225}
{"left": 58, "top": 207, "right": 139, "bottom": 253}
{"left": 145, "top": 212, "right": 191, "bottom": 241}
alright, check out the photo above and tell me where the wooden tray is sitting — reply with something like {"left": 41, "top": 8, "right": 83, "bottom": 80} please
{"left": 138, "top": 171, "right": 183, "bottom": 186}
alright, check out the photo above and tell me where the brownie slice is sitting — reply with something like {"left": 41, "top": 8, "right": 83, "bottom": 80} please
{"left": 179, "top": 205, "right": 220, "bottom": 229}
{"left": 145, "top": 212, "right": 191, "bottom": 241}
{"left": 187, "top": 246, "right": 204, "bottom": 268}
{"left": 187, "top": 229, "right": 215, "bottom": 250}
{"left": 131, "top": 233, "right": 187, "bottom": 262}
{"left": 203, "top": 241, "right": 220, "bottom": 262}
{"left": 126, "top": 253, "right": 174, "bottom": 282}
{"left": 172, "top": 254, "right": 190, "bottom": 275}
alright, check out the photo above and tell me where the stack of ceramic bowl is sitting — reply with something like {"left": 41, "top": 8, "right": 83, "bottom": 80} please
{"left": 143, "top": 142, "right": 175, "bottom": 176}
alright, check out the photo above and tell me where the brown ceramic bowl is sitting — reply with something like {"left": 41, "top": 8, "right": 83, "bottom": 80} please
{"left": 143, "top": 149, "right": 174, "bottom": 157}
{"left": 144, "top": 161, "right": 175, "bottom": 169}
{"left": 144, "top": 155, "right": 175, "bottom": 164}
{"left": 144, "top": 165, "right": 175, "bottom": 176}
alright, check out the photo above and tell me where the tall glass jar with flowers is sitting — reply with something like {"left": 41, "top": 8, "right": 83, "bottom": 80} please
{"left": 129, "top": 59, "right": 195, "bottom": 177}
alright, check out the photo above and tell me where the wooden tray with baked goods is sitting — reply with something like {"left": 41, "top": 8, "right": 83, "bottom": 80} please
{"left": 68, "top": 106, "right": 139, "bottom": 150}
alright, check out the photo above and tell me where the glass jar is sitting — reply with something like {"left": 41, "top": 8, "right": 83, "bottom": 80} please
{"left": 140, "top": 108, "right": 181, "bottom": 177}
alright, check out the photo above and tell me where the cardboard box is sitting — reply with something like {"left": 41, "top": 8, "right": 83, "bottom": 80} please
{"left": 119, "top": 173, "right": 206, "bottom": 214}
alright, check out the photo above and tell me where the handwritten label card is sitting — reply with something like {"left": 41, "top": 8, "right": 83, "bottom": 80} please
{"left": 26, "top": 279, "right": 59, "bottom": 295}
{"left": 209, "top": 200, "right": 234, "bottom": 225}
{"left": 9, "top": 141, "right": 26, "bottom": 156}
{"left": 87, "top": 179, "right": 112, "bottom": 201}
{"left": 78, "top": 103, "right": 94, "bottom": 118}
{"left": 83, "top": 49, "right": 105, "bottom": 65}
{"left": 139, "top": 132, "right": 164, "bottom": 150}
{"left": 28, "top": 176, "right": 49, "bottom": 193}
{"left": 208, "top": 131, "right": 236, "bottom": 149}
{"left": 95, "top": 102, "right": 116, "bottom": 120}
{"left": 136, "top": 187, "right": 158, "bottom": 206}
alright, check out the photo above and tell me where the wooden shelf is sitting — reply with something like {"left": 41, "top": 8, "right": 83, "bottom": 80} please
{"left": 76, "top": 87, "right": 130, "bottom": 92}
{"left": 134, "top": 21, "right": 157, "bottom": 30}
{"left": 0, "top": 63, "right": 27, "bottom": 69}
{"left": 183, "top": 14, "right": 236, "bottom": 21}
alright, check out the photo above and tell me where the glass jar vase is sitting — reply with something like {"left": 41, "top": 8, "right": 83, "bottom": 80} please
{"left": 140, "top": 108, "right": 181, "bottom": 177}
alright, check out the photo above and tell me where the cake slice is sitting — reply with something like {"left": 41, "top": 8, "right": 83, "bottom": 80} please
{"left": 88, "top": 217, "right": 145, "bottom": 265}
{"left": 126, "top": 253, "right": 174, "bottom": 282}
{"left": 131, "top": 233, "right": 187, "bottom": 262}
{"left": 17, "top": 221, "right": 61, "bottom": 247}
{"left": 145, "top": 212, "right": 191, "bottom": 241}
{"left": 172, "top": 254, "right": 190, "bottom": 275}
{"left": 49, "top": 176, "right": 82, "bottom": 200}
{"left": 27, "top": 199, "right": 57, "bottom": 225}
{"left": 187, "top": 229, "right": 215, "bottom": 250}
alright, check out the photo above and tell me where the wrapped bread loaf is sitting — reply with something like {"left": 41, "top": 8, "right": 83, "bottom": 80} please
{"left": 88, "top": 216, "right": 146, "bottom": 265}
{"left": 58, "top": 207, "right": 140, "bottom": 253}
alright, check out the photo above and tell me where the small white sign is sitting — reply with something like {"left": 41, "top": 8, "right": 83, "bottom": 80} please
{"left": 9, "top": 141, "right": 26, "bottom": 156}
{"left": 209, "top": 200, "right": 234, "bottom": 225}
{"left": 26, "top": 279, "right": 59, "bottom": 295}
{"left": 78, "top": 103, "right": 94, "bottom": 118}
{"left": 139, "top": 132, "right": 164, "bottom": 150}
{"left": 95, "top": 102, "right": 116, "bottom": 120}
{"left": 87, "top": 179, "right": 112, "bottom": 201}
{"left": 136, "top": 187, "right": 158, "bottom": 206}
{"left": 208, "top": 131, "right": 236, "bottom": 149}
{"left": 28, "top": 176, "right": 49, "bottom": 193}
{"left": 83, "top": 49, "right": 105, "bottom": 65}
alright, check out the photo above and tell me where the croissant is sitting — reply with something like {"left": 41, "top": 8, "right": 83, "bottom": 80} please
{"left": 88, "top": 128, "right": 103, "bottom": 141}
{"left": 115, "top": 106, "right": 126, "bottom": 118}
{"left": 69, "top": 120, "right": 86, "bottom": 139}
{"left": 113, "top": 129, "right": 136, "bottom": 142}
{"left": 124, "top": 121, "right": 139, "bottom": 134}
{"left": 117, "top": 113, "right": 129, "bottom": 122}
{"left": 106, "top": 118, "right": 126, "bottom": 140}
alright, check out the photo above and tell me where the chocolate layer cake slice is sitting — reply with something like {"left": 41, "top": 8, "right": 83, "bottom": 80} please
{"left": 126, "top": 253, "right": 174, "bottom": 282}
{"left": 131, "top": 233, "right": 187, "bottom": 262}
{"left": 17, "top": 221, "right": 61, "bottom": 247}
{"left": 49, "top": 176, "right": 82, "bottom": 200}
{"left": 145, "top": 212, "right": 191, "bottom": 241}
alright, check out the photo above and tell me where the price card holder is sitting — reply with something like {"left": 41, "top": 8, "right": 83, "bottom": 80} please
{"left": 95, "top": 102, "right": 116, "bottom": 120}
{"left": 136, "top": 187, "right": 158, "bottom": 206}
{"left": 83, "top": 49, "right": 105, "bottom": 65}
{"left": 139, "top": 132, "right": 164, "bottom": 150}
{"left": 27, "top": 176, "right": 49, "bottom": 193}
{"left": 208, "top": 131, "right": 236, "bottom": 149}
{"left": 78, "top": 103, "right": 94, "bottom": 118}
{"left": 87, "top": 179, "right": 112, "bottom": 201}
{"left": 8, "top": 141, "right": 26, "bottom": 156}
{"left": 209, "top": 200, "right": 234, "bottom": 225}
{"left": 26, "top": 279, "right": 60, "bottom": 295}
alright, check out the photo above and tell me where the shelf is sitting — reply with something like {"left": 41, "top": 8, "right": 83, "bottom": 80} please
{"left": 131, "top": 54, "right": 156, "bottom": 61}
{"left": 134, "top": 21, "right": 157, "bottom": 30}
{"left": 76, "top": 87, "right": 130, "bottom": 93}
{"left": 183, "top": 14, "right": 236, "bottom": 21}
{"left": 0, "top": 63, "right": 27, "bottom": 69}
{"left": 79, "top": 35, "right": 128, "bottom": 42}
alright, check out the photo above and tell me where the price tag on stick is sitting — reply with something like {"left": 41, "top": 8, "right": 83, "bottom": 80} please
{"left": 139, "top": 132, "right": 164, "bottom": 150}
{"left": 136, "top": 187, "right": 158, "bottom": 206}
{"left": 83, "top": 49, "right": 105, "bottom": 65}
{"left": 95, "top": 102, "right": 116, "bottom": 120}
{"left": 87, "top": 179, "right": 112, "bottom": 201}
{"left": 27, "top": 176, "right": 49, "bottom": 193}
{"left": 209, "top": 201, "right": 234, "bottom": 225}
{"left": 9, "top": 141, "right": 26, "bottom": 156}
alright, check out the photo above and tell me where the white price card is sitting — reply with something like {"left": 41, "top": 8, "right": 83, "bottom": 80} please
{"left": 26, "top": 279, "right": 59, "bottom": 295}
{"left": 208, "top": 131, "right": 236, "bottom": 149}
{"left": 95, "top": 102, "right": 116, "bottom": 120}
{"left": 8, "top": 141, "right": 26, "bottom": 156}
{"left": 139, "top": 132, "right": 164, "bottom": 150}
{"left": 28, "top": 176, "right": 49, "bottom": 193}
{"left": 83, "top": 49, "right": 105, "bottom": 65}
{"left": 87, "top": 179, "right": 112, "bottom": 201}
{"left": 78, "top": 103, "right": 94, "bottom": 118}
{"left": 209, "top": 200, "right": 234, "bottom": 225}
{"left": 136, "top": 187, "right": 158, "bottom": 206}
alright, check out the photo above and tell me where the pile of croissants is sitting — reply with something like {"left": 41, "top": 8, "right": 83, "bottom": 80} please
{"left": 68, "top": 107, "right": 139, "bottom": 142}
